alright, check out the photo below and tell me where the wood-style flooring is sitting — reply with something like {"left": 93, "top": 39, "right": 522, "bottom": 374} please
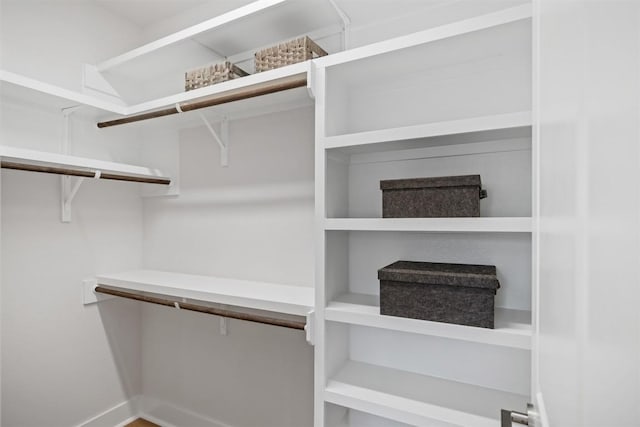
{"left": 124, "top": 419, "right": 160, "bottom": 427}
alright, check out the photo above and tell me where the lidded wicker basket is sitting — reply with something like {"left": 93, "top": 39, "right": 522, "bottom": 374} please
{"left": 185, "top": 62, "right": 249, "bottom": 91}
{"left": 255, "top": 36, "right": 328, "bottom": 72}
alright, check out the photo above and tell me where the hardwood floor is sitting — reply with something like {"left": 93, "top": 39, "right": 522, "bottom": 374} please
{"left": 124, "top": 419, "right": 160, "bottom": 427}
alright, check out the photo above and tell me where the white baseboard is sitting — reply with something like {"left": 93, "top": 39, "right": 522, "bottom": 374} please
{"left": 76, "top": 395, "right": 233, "bottom": 427}
{"left": 138, "top": 396, "right": 232, "bottom": 427}
{"left": 78, "top": 396, "right": 141, "bottom": 427}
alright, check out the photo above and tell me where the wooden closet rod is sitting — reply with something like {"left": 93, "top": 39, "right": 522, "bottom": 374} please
{"left": 94, "top": 285, "right": 306, "bottom": 330}
{"left": 1, "top": 161, "right": 171, "bottom": 185}
{"left": 97, "top": 74, "right": 308, "bottom": 128}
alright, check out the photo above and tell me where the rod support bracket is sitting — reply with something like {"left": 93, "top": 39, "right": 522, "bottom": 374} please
{"left": 305, "top": 310, "right": 315, "bottom": 345}
{"left": 199, "top": 113, "right": 229, "bottom": 167}
{"left": 61, "top": 171, "right": 100, "bottom": 223}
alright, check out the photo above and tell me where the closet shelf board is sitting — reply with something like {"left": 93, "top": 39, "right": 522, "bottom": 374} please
{"left": 324, "top": 361, "right": 529, "bottom": 427}
{"left": 2, "top": 64, "right": 310, "bottom": 126}
{"left": 95, "top": 270, "right": 314, "bottom": 316}
{"left": 0, "top": 145, "right": 171, "bottom": 184}
{"left": 325, "top": 293, "right": 531, "bottom": 350}
{"left": 323, "top": 112, "right": 532, "bottom": 151}
{"left": 324, "top": 218, "right": 533, "bottom": 233}
{"left": 95, "top": 0, "right": 338, "bottom": 78}
{"left": 315, "top": 4, "right": 532, "bottom": 68}
{"left": 0, "top": 69, "right": 125, "bottom": 115}
{"left": 122, "top": 63, "right": 310, "bottom": 116}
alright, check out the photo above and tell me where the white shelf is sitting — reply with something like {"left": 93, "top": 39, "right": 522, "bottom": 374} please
{"left": 0, "top": 145, "right": 171, "bottom": 184}
{"left": 325, "top": 361, "right": 528, "bottom": 427}
{"left": 325, "top": 293, "right": 531, "bottom": 350}
{"left": 96, "top": 0, "right": 339, "bottom": 78}
{"left": 95, "top": 270, "right": 313, "bottom": 316}
{"left": 0, "top": 69, "right": 125, "bottom": 116}
{"left": 324, "top": 217, "right": 532, "bottom": 233}
{"left": 2, "top": 65, "right": 312, "bottom": 127}
{"left": 323, "top": 112, "right": 532, "bottom": 152}
{"left": 317, "top": 4, "right": 532, "bottom": 68}
{"left": 123, "top": 62, "right": 310, "bottom": 116}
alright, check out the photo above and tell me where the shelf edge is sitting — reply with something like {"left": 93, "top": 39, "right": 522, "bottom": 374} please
{"left": 323, "top": 218, "right": 533, "bottom": 233}
{"left": 323, "top": 112, "right": 532, "bottom": 149}
{"left": 325, "top": 304, "right": 532, "bottom": 350}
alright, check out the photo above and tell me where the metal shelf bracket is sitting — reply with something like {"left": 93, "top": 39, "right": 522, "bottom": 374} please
{"left": 199, "top": 112, "right": 229, "bottom": 167}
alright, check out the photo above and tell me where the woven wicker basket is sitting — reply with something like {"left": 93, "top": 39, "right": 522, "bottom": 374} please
{"left": 185, "top": 62, "right": 249, "bottom": 91}
{"left": 255, "top": 36, "right": 328, "bottom": 72}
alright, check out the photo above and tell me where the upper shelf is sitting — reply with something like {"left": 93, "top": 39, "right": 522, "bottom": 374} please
{"left": 95, "top": 0, "right": 340, "bottom": 78}
{"left": 316, "top": 3, "right": 531, "bottom": 69}
{"left": 96, "top": 63, "right": 311, "bottom": 128}
{"left": 0, "top": 70, "right": 125, "bottom": 117}
{"left": 0, "top": 145, "right": 171, "bottom": 185}
{"left": 0, "top": 64, "right": 313, "bottom": 127}
{"left": 1, "top": 4, "right": 532, "bottom": 129}
{"left": 95, "top": 270, "right": 314, "bottom": 316}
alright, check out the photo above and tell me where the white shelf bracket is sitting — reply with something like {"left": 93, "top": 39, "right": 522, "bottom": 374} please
{"left": 60, "top": 106, "right": 83, "bottom": 223}
{"left": 220, "top": 317, "right": 228, "bottom": 336}
{"left": 198, "top": 113, "right": 229, "bottom": 167}
{"left": 305, "top": 310, "right": 315, "bottom": 345}
{"left": 81, "top": 64, "right": 125, "bottom": 105}
{"left": 327, "top": 0, "right": 351, "bottom": 50}
{"left": 62, "top": 171, "right": 101, "bottom": 223}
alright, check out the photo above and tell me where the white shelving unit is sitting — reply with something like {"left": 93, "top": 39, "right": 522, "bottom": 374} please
{"left": 314, "top": 3, "right": 534, "bottom": 426}
{"left": 3, "top": 1, "right": 537, "bottom": 424}
{"left": 94, "top": 270, "right": 313, "bottom": 317}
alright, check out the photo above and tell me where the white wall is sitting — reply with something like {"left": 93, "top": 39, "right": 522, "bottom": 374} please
{"left": 536, "top": 1, "right": 640, "bottom": 426}
{"left": 141, "top": 107, "right": 315, "bottom": 427}
{"left": 1, "top": 171, "right": 144, "bottom": 427}
{"left": 0, "top": 0, "right": 142, "bottom": 91}
{"left": 0, "top": 1, "right": 147, "bottom": 426}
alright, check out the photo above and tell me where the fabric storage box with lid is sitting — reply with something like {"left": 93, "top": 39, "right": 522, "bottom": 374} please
{"left": 185, "top": 61, "right": 249, "bottom": 91}
{"left": 378, "top": 261, "right": 500, "bottom": 328}
{"left": 380, "top": 174, "right": 487, "bottom": 218}
{"left": 254, "top": 36, "right": 328, "bottom": 72}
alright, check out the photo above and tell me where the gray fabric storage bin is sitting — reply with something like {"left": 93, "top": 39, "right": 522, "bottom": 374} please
{"left": 378, "top": 260, "right": 500, "bottom": 328}
{"left": 380, "top": 174, "right": 487, "bottom": 218}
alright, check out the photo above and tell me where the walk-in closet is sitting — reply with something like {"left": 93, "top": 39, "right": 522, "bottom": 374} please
{"left": 1, "top": 1, "right": 638, "bottom": 426}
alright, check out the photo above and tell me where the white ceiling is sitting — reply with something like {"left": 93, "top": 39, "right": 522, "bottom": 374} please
{"left": 93, "top": 0, "right": 447, "bottom": 31}
{"left": 93, "top": 0, "right": 224, "bottom": 28}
